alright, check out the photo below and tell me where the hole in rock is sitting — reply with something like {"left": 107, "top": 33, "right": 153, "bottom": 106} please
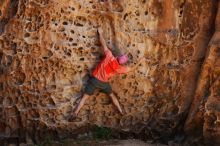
{"left": 74, "top": 16, "right": 86, "bottom": 27}
{"left": 70, "top": 30, "right": 75, "bottom": 34}
{"left": 179, "top": 10, "right": 183, "bottom": 17}
{"left": 72, "top": 43, "right": 77, "bottom": 46}
{"left": 33, "top": 36, "right": 39, "bottom": 40}
{"left": 15, "top": 89, "right": 21, "bottom": 96}
{"left": 71, "top": 7, "right": 75, "bottom": 11}
{"left": 30, "top": 109, "right": 40, "bottom": 119}
{"left": 67, "top": 52, "right": 71, "bottom": 56}
{"left": 31, "top": 76, "right": 38, "bottom": 83}
{"left": 122, "top": 75, "right": 127, "bottom": 79}
{"left": 50, "top": 85, "right": 56, "bottom": 90}
{"left": 123, "top": 13, "right": 128, "bottom": 20}
{"left": 69, "top": 38, "right": 73, "bottom": 42}
{"left": 59, "top": 27, "right": 65, "bottom": 32}
{"left": 135, "top": 11, "right": 140, "bottom": 16}
{"left": 0, "top": 52, "right": 3, "bottom": 63}
{"left": 46, "top": 98, "right": 56, "bottom": 106}
{"left": 75, "top": 23, "right": 83, "bottom": 27}
{"left": 24, "top": 33, "right": 30, "bottom": 37}
{"left": 61, "top": 8, "right": 64, "bottom": 13}
{"left": 37, "top": 16, "right": 42, "bottom": 22}
{"left": 80, "top": 58, "right": 84, "bottom": 61}
{"left": 15, "top": 72, "right": 26, "bottom": 85}
{"left": 0, "top": 96, "right": 3, "bottom": 104}
{"left": 214, "top": 47, "right": 220, "bottom": 54}
{"left": 78, "top": 5, "right": 82, "bottom": 9}
{"left": 55, "top": 46, "right": 59, "bottom": 50}
{"left": 145, "top": 11, "right": 148, "bottom": 15}
{"left": 63, "top": 21, "right": 68, "bottom": 25}
{"left": 128, "top": 53, "right": 133, "bottom": 60}
{"left": 0, "top": 82, "right": 3, "bottom": 91}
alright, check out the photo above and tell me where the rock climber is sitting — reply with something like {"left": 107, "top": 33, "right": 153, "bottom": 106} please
{"left": 69, "top": 27, "right": 145, "bottom": 121}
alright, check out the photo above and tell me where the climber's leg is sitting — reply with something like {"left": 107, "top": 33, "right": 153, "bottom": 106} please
{"left": 74, "top": 94, "right": 90, "bottom": 115}
{"left": 68, "top": 93, "right": 90, "bottom": 122}
{"left": 68, "top": 77, "right": 97, "bottom": 122}
{"left": 100, "top": 83, "right": 123, "bottom": 114}
{"left": 74, "top": 77, "right": 96, "bottom": 115}
{"left": 109, "top": 93, "right": 123, "bottom": 115}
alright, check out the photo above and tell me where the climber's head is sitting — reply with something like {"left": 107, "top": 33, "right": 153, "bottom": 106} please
{"left": 117, "top": 54, "right": 128, "bottom": 65}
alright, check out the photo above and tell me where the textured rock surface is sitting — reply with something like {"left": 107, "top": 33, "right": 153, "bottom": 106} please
{"left": 185, "top": 1, "right": 220, "bottom": 145}
{"left": 0, "top": 0, "right": 219, "bottom": 144}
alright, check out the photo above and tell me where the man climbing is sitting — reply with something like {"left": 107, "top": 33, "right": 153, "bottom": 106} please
{"left": 69, "top": 27, "right": 144, "bottom": 121}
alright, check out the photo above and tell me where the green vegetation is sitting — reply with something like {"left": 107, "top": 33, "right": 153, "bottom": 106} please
{"left": 37, "top": 136, "right": 53, "bottom": 146}
{"left": 35, "top": 126, "right": 113, "bottom": 146}
{"left": 91, "top": 126, "right": 112, "bottom": 140}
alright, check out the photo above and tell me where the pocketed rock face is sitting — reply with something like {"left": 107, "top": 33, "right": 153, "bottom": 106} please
{"left": 185, "top": 1, "right": 220, "bottom": 145}
{"left": 0, "top": 0, "right": 18, "bottom": 34}
{"left": 0, "top": 0, "right": 219, "bottom": 144}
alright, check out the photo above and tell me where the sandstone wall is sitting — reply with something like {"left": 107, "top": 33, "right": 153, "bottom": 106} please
{"left": 0, "top": 0, "right": 219, "bottom": 144}
{"left": 185, "top": 1, "right": 220, "bottom": 145}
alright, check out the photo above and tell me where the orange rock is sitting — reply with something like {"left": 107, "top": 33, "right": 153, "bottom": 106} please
{"left": 0, "top": 0, "right": 220, "bottom": 145}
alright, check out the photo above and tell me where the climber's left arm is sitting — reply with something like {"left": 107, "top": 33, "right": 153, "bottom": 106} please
{"left": 98, "top": 27, "right": 110, "bottom": 53}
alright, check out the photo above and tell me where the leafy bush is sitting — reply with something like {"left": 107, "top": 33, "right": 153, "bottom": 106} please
{"left": 92, "top": 126, "right": 112, "bottom": 140}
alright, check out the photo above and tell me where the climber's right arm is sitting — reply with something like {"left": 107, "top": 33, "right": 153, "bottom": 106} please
{"left": 125, "top": 57, "right": 145, "bottom": 73}
{"left": 98, "top": 27, "right": 110, "bottom": 53}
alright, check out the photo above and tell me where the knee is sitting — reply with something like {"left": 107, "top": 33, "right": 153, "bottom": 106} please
{"left": 109, "top": 93, "right": 115, "bottom": 99}
{"left": 110, "top": 94, "right": 117, "bottom": 101}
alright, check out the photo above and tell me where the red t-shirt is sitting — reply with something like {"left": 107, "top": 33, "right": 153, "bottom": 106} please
{"left": 92, "top": 50, "right": 127, "bottom": 82}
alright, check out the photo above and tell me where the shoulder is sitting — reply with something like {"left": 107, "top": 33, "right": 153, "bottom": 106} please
{"left": 104, "top": 50, "right": 115, "bottom": 61}
{"left": 104, "top": 49, "right": 112, "bottom": 56}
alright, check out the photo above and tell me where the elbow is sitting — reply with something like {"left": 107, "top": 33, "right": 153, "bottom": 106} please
{"left": 126, "top": 68, "right": 132, "bottom": 73}
{"left": 103, "top": 47, "right": 109, "bottom": 51}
